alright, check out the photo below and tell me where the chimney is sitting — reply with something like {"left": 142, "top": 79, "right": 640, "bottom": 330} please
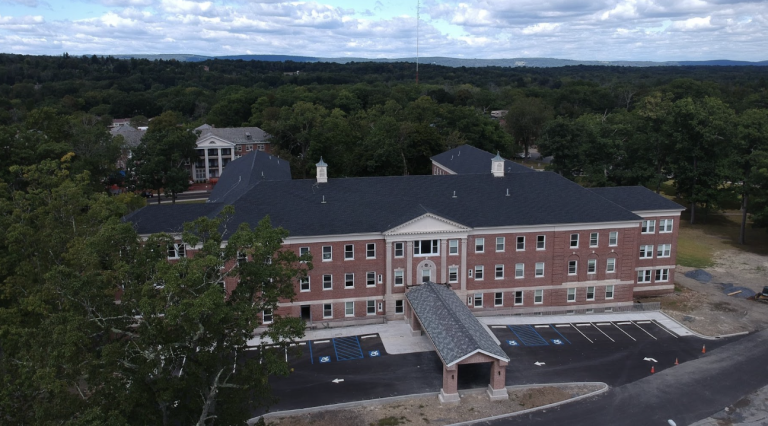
{"left": 491, "top": 152, "right": 504, "bottom": 177}
{"left": 316, "top": 157, "right": 328, "bottom": 183}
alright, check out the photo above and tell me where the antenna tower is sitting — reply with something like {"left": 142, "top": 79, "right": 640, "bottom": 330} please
{"left": 416, "top": 0, "right": 420, "bottom": 84}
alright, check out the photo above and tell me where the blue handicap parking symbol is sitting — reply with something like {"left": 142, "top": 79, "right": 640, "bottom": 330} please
{"left": 319, "top": 356, "right": 331, "bottom": 363}
{"left": 551, "top": 339, "right": 564, "bottom": 345}
{"left": 507, "top": 340, "right": 519, "bottom": 346}
{"left": 369, "top": 350, "right": 380, "bottom": 357}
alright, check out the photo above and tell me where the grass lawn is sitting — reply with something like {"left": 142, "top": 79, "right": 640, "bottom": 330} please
{"left": 677, "top": 211, "right": 768, "bottom": 268}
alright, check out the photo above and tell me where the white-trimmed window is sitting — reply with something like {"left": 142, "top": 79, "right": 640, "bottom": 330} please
{"left": 395, "top": 300, "right": 404, "bottom": 314}
{"left": 367, "top": 300, "right": 376, "bottom": 315}
{"left": 366, "top": 271, "right": 376, "bottom": 287}
{"left": 366, "top": 243, "right": 376, "bottom": 259}
{"left": 300, "top": 277, "right": 310, "bottom": 292}
{"left": 516, "top": 236, "right": 525, "bottom": 251}
{"left": 299, "top": 246, "right": 309, "bottom": 262}
{"left": 323, "top": 304, "right": 333, "bottom": 318}
{"left": 394, "top": 242, "right": 404, "bottom": 257}
{"left": 515, "top": 263, "right": 524, "bottom": 278}
{"left": 496, "top": 237, "right": 505, "bottom": 252}
{"left": 394, "top": 270, "right": 404, "bottom": 286}
{"left": 168, "top": 243, "right": 186, "bottom": 259}
{"left": 475, "top": 265, "right": 484, "bottom": 280}
{"left": 637, "top": 269, "right": 652, "bottom": 283}
{"left": 257, "top": 144, "right": 265, "bottom": 151}
{"left": 657, "top": 244, "right": 672, "bottom": 258}
{"left": 237, "top": 251, "right": 248, "bottom": 266}
{"left": 345, "top": 273, "right": 354, "bottom": 288}
{"left": 449, "top": 266, "right": 458, "bottom": 283}
{"left": 534, "top": 289, "right": 543, "bottom": 304}
{"left": 589, "top": 232, "right": 598, "bottom": 247}
{"left": 414, "top": 240, "right": 439, "bottom": 256}
{"left": 605, "top": 285, "right": 614, "bottom": 299}
{"left": 535, "top": 262, "right": 544, "bottom": 277}
{"left": 660, "top": 219, "right": 674, "bottom": 233}
{"left": 495, "top": 264, "right": 504, "bottom": 279}
{"left": 421, "top": 269, "right": 431, "bottom": 283}
{"left": 642, "top": 220, "right": 656, "bottom": 234}
{"left": 236, "top": 145, "right": 242, "bottom": 152}
{"left": 536, "top": 235, "right": 545, "bottom": 250}
{"left": 586, "top": 286, "right": 595, "bottom": 301}
{"left": 514, "top": 291, "right": 523, "bottom": 305}
{"left": 606, "top": 258, "right": 616, "bottom": 273}
{"left": 656, "top": 268, "right": 669, "bottom": 282}
{"left": 323, "top": 274, "right": 332, "bottom": 290}
{"left": 473, "top": 293, "right": 483, "bottom": 307}
{"left": 263, "top": 309, "right": 273, "bottom": 324}
{"left": 494, "top": 292, "right": 503, "bottom": 306}
{"left": 345, "top": 301, "right": 354, "bottom": 316}
{"left": 568, "top": 260, "right": 577, "bottom": 275}
{"left": 449, "top": 239, "right": 458, "bottom": 255}
{"left": 246, "top": 145, "right": 253, "bottom": 152}
{"left": 587, "top": 259, "right": 597, "bottom": 274}
{"left": 567, "top": 288, "right": 576, "bottom": 302}
{"left": 570, "top": 233, "right": 579, "bottom": 248}
{"left": 344, "top": 244, "right": 354, "bottom": 260}
{"left": 322, "top": 245, "right": 332, "bottom": 261}
{"left": 609, "top": 231, "right": 618, "bottom": 246}
{"left": 475, "top": 238, "right": 485, "bottom": 253}
{"left": 640, "top": 245, "right": 654, "bottom": 259}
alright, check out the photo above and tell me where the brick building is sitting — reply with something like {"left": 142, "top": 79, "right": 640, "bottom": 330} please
{"left": 191, "top": 124, "right": 273, "bottom": 182}
{"left": 125, "top": 146, "right": 684, "bottom": 326}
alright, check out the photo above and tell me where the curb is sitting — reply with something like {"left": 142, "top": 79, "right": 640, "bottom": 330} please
{"left": 248, "top": 382, "right": 608, "bottom": 425}
{"left": 659, "top": 311, "right": 751, "bottom": 340}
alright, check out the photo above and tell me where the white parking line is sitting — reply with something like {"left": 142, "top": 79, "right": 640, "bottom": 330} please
{"left": 651, "top": 320, "right": 678, "bottom": 338}
{"left": 535, "top": 325, "right": 549, "bottom": 328}
{"left": 616, "top": 322, "right": 632, "bottom": 325}
{"left": 491, "top": 326, "right": 506, "bottom": 329}
{"left": 611, "top": 322, "right": 636, "bottom": 341}
{"left": 630, "top": 321, "right": 657, "bottom": 340}
{"left": 555, "top": 324, "right": 571, "bottom": 328}
{"left": 360, "top": 335, "right": 377, "bottom": 339}
{"left": 576, "top": 323, "right": 592, "bottom": 327}
{"left": 591, "top": 323, "right": 615, "bottom": 342}
{"left": 314, "top": 340, "right": 330, "bottom": 344}
{"left": 595, "top": 322, "right": 612, "bottom": 326}
{"left": 572, "top": 323, "right": 593, "bottom": 343}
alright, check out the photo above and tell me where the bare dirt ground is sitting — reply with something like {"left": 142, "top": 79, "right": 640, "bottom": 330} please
{"left": 641, "top": 247, "right": 768, "bottom": 337}
{"left": 265, "top": 384, "right": 603, "bottom": 426}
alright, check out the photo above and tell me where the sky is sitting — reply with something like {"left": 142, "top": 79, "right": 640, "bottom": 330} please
{"left": 0, "top": 0, "right": 766, "bottom": 61}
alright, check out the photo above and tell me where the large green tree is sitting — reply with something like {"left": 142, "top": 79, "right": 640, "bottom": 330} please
{"left": 129, "top": 111, "right": 197, "bottom": 203}
{"left": 729, "top": 108, "right": 768, "bottom": 243}
{"left": 0, "top": 155, "right": 309, "bottom": 425}
{"left": 504, "top": 97, "right": 553, "bottom": 158}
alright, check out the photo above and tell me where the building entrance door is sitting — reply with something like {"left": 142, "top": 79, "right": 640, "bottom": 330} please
{"left": 300, "top": 305, "right": 311, "bottom": 321}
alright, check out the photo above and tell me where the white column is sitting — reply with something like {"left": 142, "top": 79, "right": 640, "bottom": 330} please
{"left": 440, "top": 240, "right": 447, "bottom": 283}
{"left": 406, "top": 241, "right": 413, "bottom": 286}
{"left": 231, "top": 147, "right": 235, "bottom": 163}
{"left": 385, "top": 242, "right": 393, "bottom": 295}
{"left": 460, "top": 238, "right": 468, "bottom": 292}
{"left": 204, "top": 148, "right": 210, "bottom": 180}
{"left": 217, "top": 148, "right": 223, "bottom": 177}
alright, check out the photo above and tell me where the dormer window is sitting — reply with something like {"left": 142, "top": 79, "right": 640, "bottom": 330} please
{"left": 245, "top": 132, "right": 252, "bottom": 140}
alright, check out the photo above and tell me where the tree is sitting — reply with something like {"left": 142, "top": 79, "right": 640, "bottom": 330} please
{"left": 504, "top": 97, "right": 553, "bottom": 158}
{"left": 729, "top": 109, "right": 768, "bottom": 243}
{"left": 129, "top": 111, "right": 197, "bottom": 203}
{"left": 0, "top": 155, "right": 311, "bottom": 425}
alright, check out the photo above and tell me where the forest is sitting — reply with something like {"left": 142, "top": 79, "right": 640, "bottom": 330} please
{"left": 1, "top": 53, "right": 767, "bottom": 424}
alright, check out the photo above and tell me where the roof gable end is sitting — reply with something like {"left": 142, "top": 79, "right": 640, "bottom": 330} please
{"left": 385, "top": 213, "right": 470, "bottom": 236}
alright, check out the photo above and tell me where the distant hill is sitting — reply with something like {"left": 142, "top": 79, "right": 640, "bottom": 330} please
{"left": 110, "top": 54, "right": 768, "bottom": 68}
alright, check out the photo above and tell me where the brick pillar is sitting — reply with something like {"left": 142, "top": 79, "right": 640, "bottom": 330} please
{"left": 439, "top": 363, "right": 460, "bottom": 403}
{"left": 487, "top": 360, "right": 509, "bottom": 401}
{"left": 409, "top": 309, "right": 422, "bottom": 336}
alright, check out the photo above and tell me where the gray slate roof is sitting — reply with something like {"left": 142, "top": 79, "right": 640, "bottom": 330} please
{"left": 406, "top": 282, "right": 508, "bottom": 366}
{"left": 123, "top": 203, "right": 222, "bottom": 235}
{"left": 198, "top": 126, "right": 271, "bottom": 144}
{"left": 207, "top": 151, "right": 292, "bottom": 205}
{"left": 110, "top": 125, "right": 145, "bottom": 148}
{"left": 589, "top": 186, "right": 685, "bottom": 212}
{"left": 125, "top": 172, "right": 642, "bottom": 236}
{"left": 431, "top": 145, "right": 534, "bottom": 175}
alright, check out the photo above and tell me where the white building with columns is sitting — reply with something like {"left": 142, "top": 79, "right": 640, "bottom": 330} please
{"left": 191, "top": 125, "right": 272, "bottom": 182}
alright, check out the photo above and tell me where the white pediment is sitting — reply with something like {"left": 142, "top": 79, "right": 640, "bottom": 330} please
{"left": 196, "top": 134, "right": 235, "bottom": 148}
{"left": 385, "top": 213, "right": 470, "bottom": 236}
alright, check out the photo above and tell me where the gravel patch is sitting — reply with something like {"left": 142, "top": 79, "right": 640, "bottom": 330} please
{"left": 264, "top": 384, "right": 605, "bottom": 426}
{"left": 720, "top": 283, "right": 756, "bottom": 299}
{"left": 685, "top": 269, "right": 713, "bottom": 283}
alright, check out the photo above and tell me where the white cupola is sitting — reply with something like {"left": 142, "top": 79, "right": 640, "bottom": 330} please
{"left": 491, "top": 152, "right": 504, "bottom": 177}
{"left": 316, "top": 157, "right": 328, "bottom": 183}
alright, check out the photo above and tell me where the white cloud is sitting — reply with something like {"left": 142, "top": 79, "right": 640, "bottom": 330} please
{"left": 0, "top": 0, "right": 766, "bottom": 61}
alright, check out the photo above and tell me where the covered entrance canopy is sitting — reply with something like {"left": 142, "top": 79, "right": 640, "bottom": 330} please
{"left": 405, "top": 282, "right": 510, "bottom": 402}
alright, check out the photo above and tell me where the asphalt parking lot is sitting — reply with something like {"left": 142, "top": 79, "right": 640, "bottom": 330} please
{"left": 256, "top": 322, "right": 742, "bottom": 414}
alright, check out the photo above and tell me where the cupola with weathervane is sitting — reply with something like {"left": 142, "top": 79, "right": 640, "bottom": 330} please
{"left": 491, "top": 152, "right": 504, "bottom": 177}
{"left": 316, "top": 157, "right": 328, "bottom": 183}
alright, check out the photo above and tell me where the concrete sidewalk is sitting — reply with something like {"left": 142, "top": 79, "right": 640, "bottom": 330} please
{"left": 249, "top": 311, "right": 714, "bottom": 354}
